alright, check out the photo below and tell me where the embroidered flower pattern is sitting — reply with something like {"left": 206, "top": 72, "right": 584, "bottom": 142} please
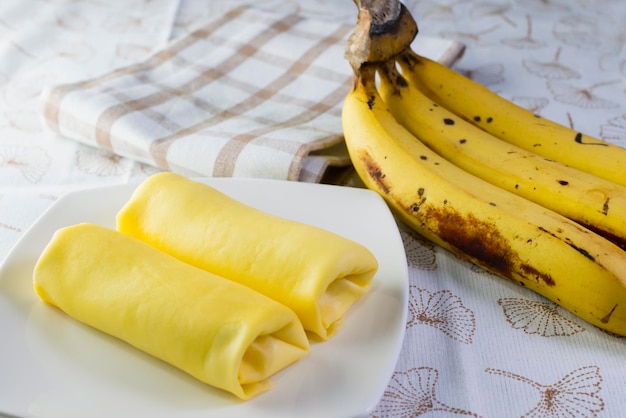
{"left": 400, "top": 229, "right": 437, "bottom": 271}
{"left": 547, "top": 80, "right": 620, "bottom": 109}
{"left": 501, "top": 15, "right": 546, "bottom": 49}
{"left": 408, "top": 287, "right": 476, "bottom": 344}
{"left": 510, "top": 96, "right": 549, "bottom": 114}
{"left": 522, "top": 47, "right": 581, "bottom": 80}
{"left": 0, "top": 144, "right": 50, "bottom": 183}
{"left": 458, "top": 63, "right": 505, "bottom": 87}
{"left": 0, "top": 220, "right": 21, "bottom": 233}
{"left": 485, "top": 366, "right": 604, "bottom": 417}
{"left": 439, "top": 25, "right": 501, "bottom": 48}
{"left": 49, "top": 40, "right": 95, "bottom": 64}
{"left": 371, "top": 367, "right": 481, "bottom": 417}
{"left": 75, "top": 147, "right": 132, "bottom": 177}
{"left": 470, "top": 3, "right": 516, "bottom": 27}
{"left": 498, "top": 297, "right": 585, "bottom": 337}
{"left": 0, "top": 110, "right": 43, "bottom": 133}
{"left": 0, "top": 193, "right": 21, "bottom": 233}
{"left": 600, "top": 114, "right": 626, "bottom": 147}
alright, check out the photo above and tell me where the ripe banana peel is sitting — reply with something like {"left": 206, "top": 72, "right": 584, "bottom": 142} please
{"left": 399, "top": 50, "right": 626, "bottom": 188}
{"left": 377, "top": 61, "right": 626, "bottom": 250}
{"left": 342, "top": 1, "right": 626, "bottom": 335}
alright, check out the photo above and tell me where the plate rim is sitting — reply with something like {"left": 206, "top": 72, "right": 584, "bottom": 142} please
{"left": 0, "top": 177, "right": 408, "bottom": 418}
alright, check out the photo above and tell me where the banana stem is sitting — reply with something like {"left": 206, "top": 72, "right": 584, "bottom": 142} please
{"left": 351, "top": 63, "right": 378, "bottom": 95}
{"left": 345, "top": 0, "right": 418, "bottom": 72}
{"left": 359, "top": 0, "right": 401, "bottom": 28}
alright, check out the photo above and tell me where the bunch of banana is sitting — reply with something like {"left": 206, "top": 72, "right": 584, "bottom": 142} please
{"left": 342, "top": 1, "right": 626, "bottom": 335}
{"left": 399, "top": 50, "right": 626, "bottom": 188}
{"left": 377, "top": 60, "right": 626, "bottom": 250}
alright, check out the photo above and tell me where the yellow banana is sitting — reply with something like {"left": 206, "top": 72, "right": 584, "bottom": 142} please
{"left": 398, "top": 49, "right": 626, "bottom": 188}
{"left": 377, "top": 61, "right": 626, "bottom": 250}
{"left": 342, "top": 65, "right": 626, "bottom": 335}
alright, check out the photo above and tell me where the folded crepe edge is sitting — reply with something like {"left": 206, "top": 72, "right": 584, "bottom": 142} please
{"left": 32, "top": 222, "right": 309, "bottom": 401}
{"left": 116, "top": 172, "right": 379, "bottom": 340}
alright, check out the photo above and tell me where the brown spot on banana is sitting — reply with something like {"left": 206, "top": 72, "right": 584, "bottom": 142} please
{"left": 415, "top": 205, "right": 559, "bottom": 288}
{"left": 601, "top": 304, "right": 618, "bottom": 324}
{"left": 422, "top": 206, "right": 516, "bottom": 278}
{"left": 359, "top": 150, "right": 389, "bottom": 194}
{"left": 603, "top": 197, "right": 610, "bottom": 215}
{"left": 519, "top": 264, "right": 556, "bottom": 287}
{"left": 409, "top": 191, "right": 427, "bottom": 213}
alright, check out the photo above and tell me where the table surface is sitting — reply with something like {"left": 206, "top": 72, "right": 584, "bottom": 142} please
{"left": 1, "top": 1, "right": 626, "bottom": 417}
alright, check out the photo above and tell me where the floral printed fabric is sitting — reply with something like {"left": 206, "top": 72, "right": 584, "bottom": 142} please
{"left": 0, "top": 0, "right": 179, "bottom": 265}
{"left": 371, "top": 227, "right": 611, "bottom": 418}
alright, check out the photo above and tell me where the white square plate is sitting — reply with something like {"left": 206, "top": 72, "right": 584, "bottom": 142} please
{"left": 0, "top": 178, "right": 408, "bottom": 418}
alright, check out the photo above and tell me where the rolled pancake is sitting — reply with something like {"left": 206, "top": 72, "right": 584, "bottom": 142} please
{"left": 116, "top": 172, "right": 378, "bottom": 340}
{"left": 33, "top": 223, "right": 309, "bottom": 400}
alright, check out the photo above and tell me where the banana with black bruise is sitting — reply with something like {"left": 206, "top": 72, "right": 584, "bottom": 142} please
{"left": 342, "top": 62, "right": 626, "bottom": 336}
{"left": 377, "top": 59, "right": 626, "bottom": 250}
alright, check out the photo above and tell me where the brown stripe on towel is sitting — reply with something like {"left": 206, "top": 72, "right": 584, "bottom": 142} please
{"left": 214, "top": 78, "right": 350, "bottom": 180}
{"left": 149, "top": 23, "right": 351, "bottom": 173}
{"left": 42, "top": 7, "right": 247, "bottom": 137}
{"left": 147, "top": 13, "right": 305, "bottom": 168}
{"left": 94, "top": 8, "right": 260, "bottom": 150}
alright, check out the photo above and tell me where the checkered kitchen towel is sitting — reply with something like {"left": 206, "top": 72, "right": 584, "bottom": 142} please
{"left": 40, "top": 6, "right": 464, "bottom": 182}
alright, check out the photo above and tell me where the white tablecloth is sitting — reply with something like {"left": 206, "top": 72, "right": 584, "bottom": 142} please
{"left": 1, "top": 1, "right": 625, "bottom": 417}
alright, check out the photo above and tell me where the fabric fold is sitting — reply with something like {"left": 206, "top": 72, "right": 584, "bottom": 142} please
{"left": 40, "top": 7, "right": 354, "bottom": 182}
{"left": 40, "top": 6, "right": 464, "bottom": 183}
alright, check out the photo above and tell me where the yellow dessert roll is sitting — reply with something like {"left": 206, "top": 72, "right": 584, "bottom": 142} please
{"left": 117, "top": 172, "right": 379, "bottom": 340}
{"left": 33, "top": 223, "right": 309, "bottom": 400}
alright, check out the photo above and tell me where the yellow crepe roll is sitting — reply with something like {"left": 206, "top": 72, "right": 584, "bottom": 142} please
{"left": 117, "top": 172, "right": 378, "bottom": 340}
{"left": 33, "top": 223, "right": 309, "bottom": 400}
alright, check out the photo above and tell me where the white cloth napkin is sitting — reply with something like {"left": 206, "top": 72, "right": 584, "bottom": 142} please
{"left": 40, "top": 6, "right": 464, "bottom": 183}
